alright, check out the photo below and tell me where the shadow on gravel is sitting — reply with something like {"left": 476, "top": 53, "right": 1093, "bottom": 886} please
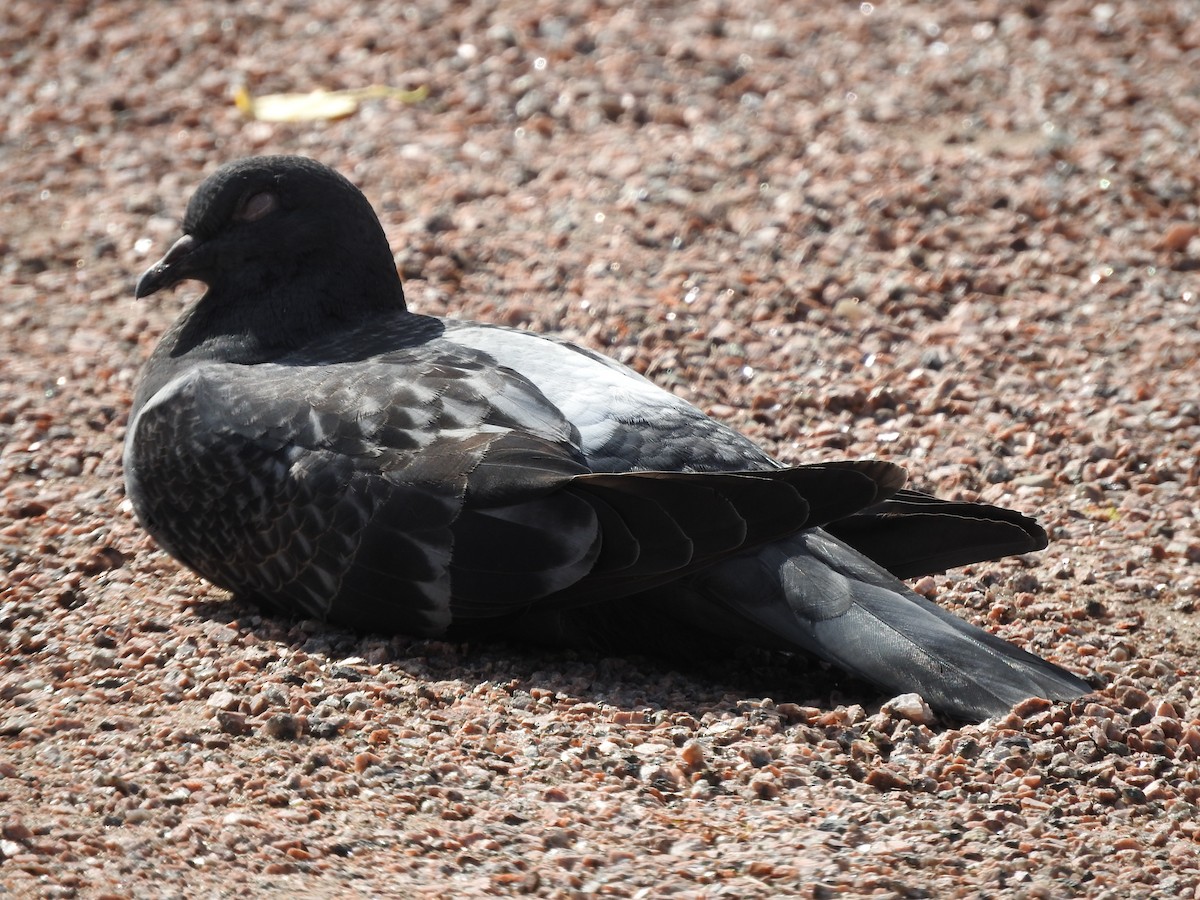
{"left": 183, "top": 593, "right": 883, "bottom": 721}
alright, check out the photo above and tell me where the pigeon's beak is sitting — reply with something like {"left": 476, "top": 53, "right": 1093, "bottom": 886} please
{"left": 135, "top": 234, "right": 203, "bottom": 299}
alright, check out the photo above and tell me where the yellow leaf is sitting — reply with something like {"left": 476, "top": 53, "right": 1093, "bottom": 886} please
{"left": 234, "top": 84, "right": 429, "bottom": 123}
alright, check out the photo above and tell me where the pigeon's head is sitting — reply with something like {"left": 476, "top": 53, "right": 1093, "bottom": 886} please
{"left": 135, "top": 156, "right": 405, "bottom": 324}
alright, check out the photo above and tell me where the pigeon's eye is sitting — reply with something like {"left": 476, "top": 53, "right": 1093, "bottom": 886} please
{"left": 234, "top": 190, "right": 279, "bottom": 223}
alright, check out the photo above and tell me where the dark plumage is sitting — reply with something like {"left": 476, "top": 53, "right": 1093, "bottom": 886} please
{"left": 124, "top": 156, "right": 1089, "bottom": 720}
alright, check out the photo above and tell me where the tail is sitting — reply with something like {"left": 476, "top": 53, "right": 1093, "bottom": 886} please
{"left": 677, "top": 529, "right": 1089, "bottom": 721}
{"left": 823, "top": 488, "right": 1050, "bottom": 579}
{"left": 451, "top": 456, "right": 1087, "bottom": 721}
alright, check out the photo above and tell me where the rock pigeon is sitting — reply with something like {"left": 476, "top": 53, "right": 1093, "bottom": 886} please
{"left": 125, "top": 155, "right": 1089, "bottom": 720}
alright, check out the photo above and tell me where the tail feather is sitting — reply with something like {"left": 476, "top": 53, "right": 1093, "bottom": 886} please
{"left": 682, "top": 529, "right": 1089, "bottom": 720}
{"left": 825, "top": 490, "right": 1049, "bottom": 579}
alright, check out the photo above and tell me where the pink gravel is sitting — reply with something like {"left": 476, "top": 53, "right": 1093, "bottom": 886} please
{"left": 3, "top": 0, "right": 1200, "bottom": 896}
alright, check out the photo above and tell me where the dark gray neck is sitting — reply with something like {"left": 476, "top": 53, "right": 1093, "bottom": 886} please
{"left": 130, "top": 289, "right": 442, "bottom": 418}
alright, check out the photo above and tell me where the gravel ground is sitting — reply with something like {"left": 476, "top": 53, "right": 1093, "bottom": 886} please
{"left": 3, "top": 1, "right": 1200, "bottom": 896}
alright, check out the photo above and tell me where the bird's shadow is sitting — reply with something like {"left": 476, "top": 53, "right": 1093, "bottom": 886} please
{"left": 185, "top": 594, "right": 892, "bottom": 724}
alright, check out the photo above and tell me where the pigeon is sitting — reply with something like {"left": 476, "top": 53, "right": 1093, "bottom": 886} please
{"left": 124, "top": 155, "right": 1089, "bottom": 720}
